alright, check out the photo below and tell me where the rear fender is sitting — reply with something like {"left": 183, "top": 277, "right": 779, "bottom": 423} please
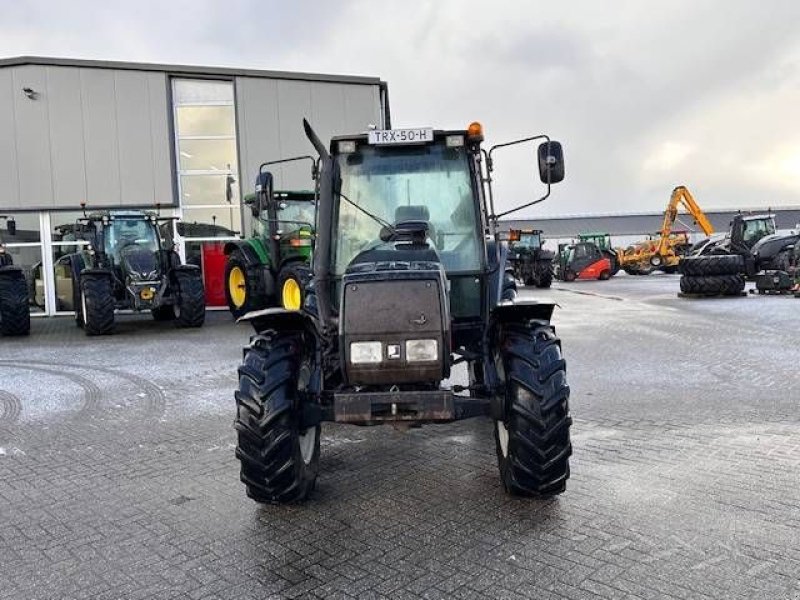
{"left": 491, "top": 301, "right": 555, "bottom": 325}
{"left": 239, "top": 306, "right": 319, "bottom": 337}
{"left": 223, "top": 240, "right": 267, "bottom": 267}
{"left": 79, "top": 268, "right": 114, "bottom": 282}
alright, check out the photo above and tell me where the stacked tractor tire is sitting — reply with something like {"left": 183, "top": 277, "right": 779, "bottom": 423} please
{"left": 679, "top": 255, "right": 745, "bottom": 296}
{"left": 0, "top": 253, "right": 30, "bottom": 337}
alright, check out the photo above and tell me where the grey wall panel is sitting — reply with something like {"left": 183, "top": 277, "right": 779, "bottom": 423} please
{"left": 0, "top": 69, "right": 20, "bottom": 210}
{"left": 309, "top": 82, "right": 346, "bottom": 153}
{"left": 276, "top": 80, "right": 314, "bottom": 190}
{"left": 146, "top": 73, "right": 173, "bottom": 206}
{"left": 342, "top": 85, "right": 381, "bottom": 133}
{"left": 235, "top": 77, "right": 281, "bottom": 195}
{"left": 12, "top": 65, "right": 53, "bottom": 207}
{"left": 115, "top": 71, "right": 156, "bottom": 207}
{"left": 46, "top": 66, "right": 87, "bottom": 209}
{"left": 80, "top": 68, "right": 121, "bottom": 207}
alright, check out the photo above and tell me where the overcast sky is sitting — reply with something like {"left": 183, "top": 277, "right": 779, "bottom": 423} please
{"left": 3, "top": 0, "right": 800, "bottom": 218}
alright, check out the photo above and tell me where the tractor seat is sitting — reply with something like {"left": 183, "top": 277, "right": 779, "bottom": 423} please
{"left": 395, "top": 205, "right": 436, "bottom": 246}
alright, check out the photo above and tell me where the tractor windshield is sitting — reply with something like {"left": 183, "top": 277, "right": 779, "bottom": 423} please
{"left": 277, "top": 201, "right": 315, "bottom": 233}
{"left": 742, "top": 217, "right": 775, "bottom": 244}
{"left": 105, "top": 218, "right": 159, "bottom": 261}
{"left": 517, "top": 233, "right": 541, "bottom": 249}
{"left": 334, "top": 142, "right": 480, "bottom": 275}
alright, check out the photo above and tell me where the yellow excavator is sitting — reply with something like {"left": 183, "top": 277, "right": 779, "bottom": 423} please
{"left": 618, "top": 186, "right": 715, "bottom": 274}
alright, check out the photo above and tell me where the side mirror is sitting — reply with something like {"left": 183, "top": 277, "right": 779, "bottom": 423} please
{"left": 254, "top": 171, "right": 275, "bottom": 217}
{"left": 6, "top": 218, "right": 16, "bottom": 236}
{"left": 538, "top": 141, "right": 565, "bottom": 184}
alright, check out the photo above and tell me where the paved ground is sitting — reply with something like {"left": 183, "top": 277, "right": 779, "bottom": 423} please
{"left": 1, "top": 274, "right": 799, "bottom": 599}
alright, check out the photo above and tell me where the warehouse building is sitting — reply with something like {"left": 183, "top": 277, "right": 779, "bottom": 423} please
{"left": 0, "top": 56, "right": 388, "bottom": 315}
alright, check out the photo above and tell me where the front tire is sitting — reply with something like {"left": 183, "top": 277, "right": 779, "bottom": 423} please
{"left": 173, "top": 269, "right": 205, "bottom": 328}
{"left": 0, "top": 267, "right": 30, "bottom": 336}
{"left": 494, "top": 323, "right": 572, "bottom": 496}
{"left": 235, "top": 333, "right": 320, "bottom": 503}
{"left": 80, "top": 273, "right": 115, "bottom": 336}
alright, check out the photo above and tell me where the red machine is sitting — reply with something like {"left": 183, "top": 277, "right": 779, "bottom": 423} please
{"left": 557, "top": 242, "right": 612, "bottom": 281}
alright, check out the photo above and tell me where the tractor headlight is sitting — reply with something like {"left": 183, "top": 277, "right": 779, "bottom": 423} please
{"left": 350, "top": 341, "right": 382, "bottom": 364}
{"left": 405, "top": 339, "right": 438, "bottom": 362}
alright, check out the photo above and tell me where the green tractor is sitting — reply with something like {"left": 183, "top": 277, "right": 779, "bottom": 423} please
{"left": 0, "top": 216, "right": 30, "bottom": 336}
{"left": 223, "top": 167, "right": 316, "bottom": 317}
{"left": 233, "top": 119, "right": 571, "bottom": 503}
{"left": 62, "top": 209, "right": 205, "bottom": 335}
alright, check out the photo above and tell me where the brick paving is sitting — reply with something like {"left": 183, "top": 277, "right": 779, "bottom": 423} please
{"left": 1, "top": 276, "right": 799, "bottom": 599}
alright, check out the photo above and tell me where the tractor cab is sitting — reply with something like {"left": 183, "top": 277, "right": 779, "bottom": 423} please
{"left": 731, "top": 214, "right": 776, "bottom": 250}
{"left": 578, "top": 232, "right": 612, "bottom": 251}
{"left": 510, "top": 229, "right": 543, "bottom": 253}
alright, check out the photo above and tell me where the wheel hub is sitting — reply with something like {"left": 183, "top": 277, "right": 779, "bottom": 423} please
{"left": 228, "top": 267, "right": 247, "bottom": 308}
{"left": 282, "top": 277, "right": 301, "bottom": 311}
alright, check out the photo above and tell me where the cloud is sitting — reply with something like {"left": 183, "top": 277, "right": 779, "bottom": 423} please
{"left": 2, "top": 0, "right": 800, "bottom": 216}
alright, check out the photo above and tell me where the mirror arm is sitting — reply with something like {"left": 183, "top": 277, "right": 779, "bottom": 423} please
{"left": 493, "top": 182, "right": 552, "bottom": 220}
{"left": 488, "top": 134, "right": 550, "bottom": 162}
{"left": 486, "top": 134, "right": 552, "bottom": 224}
{"left": 258, "top": 155, "right": 317, "bottom": 177}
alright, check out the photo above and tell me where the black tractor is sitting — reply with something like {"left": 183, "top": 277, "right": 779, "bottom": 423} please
{"left": 0, "top": 216, "right": 30, "bottom": 336}
{"left": 507, "top": 229, "right": 554, "bottom": 288}
{"left": 681, "top": 213, "right": 799, "bottom": 296}
{"left": 62, "top": 209, "right": 205, "bottom": 335}
{"left": 234, "top": 120, "right": 570, "bottom": 503}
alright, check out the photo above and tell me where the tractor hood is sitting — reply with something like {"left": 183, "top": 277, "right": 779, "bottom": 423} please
{"left": 119, "top": 245, "right": 160, "bottom": 281}
{"left": 751, "top": 232, "right": 799, "bottom": 259}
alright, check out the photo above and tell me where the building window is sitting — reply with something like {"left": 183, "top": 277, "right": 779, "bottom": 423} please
{"left": 172, "top": 79, "right": 240, "bottom": 307}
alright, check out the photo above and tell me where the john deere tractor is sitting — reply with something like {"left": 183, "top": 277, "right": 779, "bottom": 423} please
{"left": 62, "top": 210, "right": 205, "bottom": 335}
{"left": 224, "top": 172, "right": 315, "bottom": 317}
{"left": 0, "top": 216, "right": 30, "bottom": 336}
{"left": 507, "top": 229, "right": 554, "bottom": 288}
{"left": 234, "top": 119, "right": 570, "bottom": 503}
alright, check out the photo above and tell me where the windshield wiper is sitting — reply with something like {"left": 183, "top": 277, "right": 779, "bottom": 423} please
{"left": 337, "top": 192, "right": 397, "bottom": 238}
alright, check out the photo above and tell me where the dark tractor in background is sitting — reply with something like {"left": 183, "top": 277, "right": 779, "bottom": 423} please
{"left": 62, "top": 210, "right": 205, "bottom": 335}
{"left": 507, "top": 229, "right": 554, "bottom": 288}
{"left": 234, "top": 119, "right": 570, "bottom": 503}
{"left": 680, "top": 213, "right": 799, "bottom": 296}
{"left": 0, "top": 216, "right": 30, "bottom": 336}
{"left": 224, "top": 174, "right": 316, "bottom": 317}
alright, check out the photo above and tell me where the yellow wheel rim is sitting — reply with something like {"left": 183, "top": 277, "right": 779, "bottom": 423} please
{"left": 282, "top": 277, "right": 302, "bottom": 311}
{"left": 228, "top": 267, "right": 247, "bottom": 308}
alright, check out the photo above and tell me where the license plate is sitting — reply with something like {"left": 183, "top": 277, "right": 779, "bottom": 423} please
{"left": 368, "top": 128, "right": 434, "bottom": 145}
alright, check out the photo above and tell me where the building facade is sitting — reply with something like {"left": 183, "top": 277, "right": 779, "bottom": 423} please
{"left": 0, "top": 56, "right": 388, "bottom": 315}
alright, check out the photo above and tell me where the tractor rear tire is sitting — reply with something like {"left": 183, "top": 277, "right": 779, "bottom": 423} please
{"left": 494, "top": 323, "right": 572, "bottom": 496}
{"left": 225, "top": 251, "right": 268, "bottom": 319}
{"left": 0, "top": 267, "right": 30, "bottom": 336}
{"left": 680, "top": 254, "right": 744, "bottom": 276}
{"left": 173, "top": 270, "right": 205, "bottom": 328}
{"left": 680, "top": 274, "right": 745, "bottom": 296}
{"left": 80, "top": 273, "right": 115, "bottom": 336}
{"left": 235, "top": 333, "right": 320, "bottom": 503}
{"left": 277, "top": 263, "right": 311, "bottom": 311}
